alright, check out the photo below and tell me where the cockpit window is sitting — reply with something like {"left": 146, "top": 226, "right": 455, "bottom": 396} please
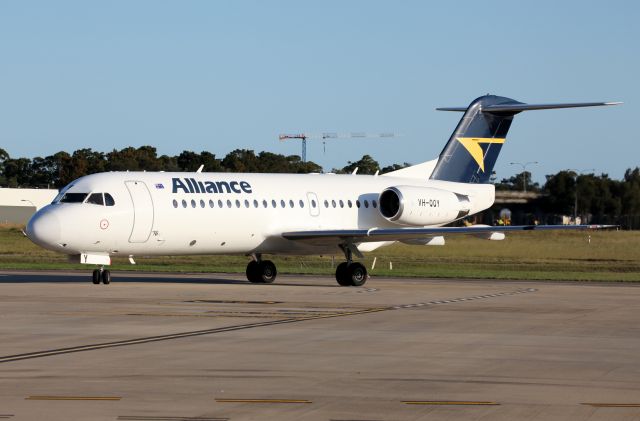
{"left": 52, "top": 183, "right": 75, "bottom": 203}
{"left": 105, "top": 193, "right": 115, "bottom": 206}
{"left": 60, "top": 193, "right": 89, "bottom": 203}
{"left": 86, "top": 193, "right": 104, "bottom": 206}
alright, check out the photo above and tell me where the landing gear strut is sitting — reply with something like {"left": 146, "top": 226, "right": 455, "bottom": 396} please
{"left": 335, "top": 246, "right": 368, "bottom": 287}
{"left": 92, "top": 267, "right": 111, "bottom": 285}
{"left": 246, "top": 254, "right": 277, "bottom": 283}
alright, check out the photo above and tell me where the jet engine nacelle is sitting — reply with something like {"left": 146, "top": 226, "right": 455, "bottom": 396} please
{"left": 378, "top": 186, "right": 471, "bottom": 226}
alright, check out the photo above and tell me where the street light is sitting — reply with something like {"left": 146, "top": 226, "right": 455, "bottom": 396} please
{"left": 568, "top": 168, "right": 595, "bottom": 222}
{"left": 509, "top": 161, "right": 539, "bottom": 193}
{"left": 20, "top": 199, "right": 35, "bottom": 208}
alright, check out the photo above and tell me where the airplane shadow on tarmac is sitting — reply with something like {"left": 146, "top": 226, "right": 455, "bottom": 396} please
{"left": 0, "top": 271, "right": 333, "bottom": 288}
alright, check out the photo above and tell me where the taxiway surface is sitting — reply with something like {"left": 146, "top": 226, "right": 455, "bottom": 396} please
{"left": 1, "top": 271, "right": 639, "bottom": 420}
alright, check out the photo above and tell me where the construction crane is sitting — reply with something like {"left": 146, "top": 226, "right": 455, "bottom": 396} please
{"left": 278, "top": 132, "right": 400, "bottom": 162}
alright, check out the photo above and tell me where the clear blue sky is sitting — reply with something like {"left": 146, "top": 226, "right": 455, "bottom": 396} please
{"left": 0, "top": 1, "right": 637, "bottom": 182}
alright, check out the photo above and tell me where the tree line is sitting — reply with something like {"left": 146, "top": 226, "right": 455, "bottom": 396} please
{"left": 0, "top": 147, "right": 407, "bottom": 189}
{"left": 1, "top": 146, "right": 639, "bottom": 227}
{"left": 495, "top": 169, "right": 640, "bottom": 227}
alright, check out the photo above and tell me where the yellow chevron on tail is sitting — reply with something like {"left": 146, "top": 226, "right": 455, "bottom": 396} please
{"left": 456, "top": 137, "right": 505, "bottom": 172}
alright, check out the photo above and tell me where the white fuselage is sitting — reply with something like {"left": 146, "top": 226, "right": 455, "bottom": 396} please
{"left": 26, "top": 171, "right": 495, "bottom": 259}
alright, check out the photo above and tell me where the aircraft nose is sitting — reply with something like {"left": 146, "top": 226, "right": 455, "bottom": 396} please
{"left": 26, "top": 209, "right": 61, "bottom": 248}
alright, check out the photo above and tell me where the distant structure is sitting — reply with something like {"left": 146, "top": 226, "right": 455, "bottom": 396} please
{"left": 279, "top": 132, "right": 399, "bottom": 162}
{"left": 0, "top": 188, "right": 58, "bottom": 224}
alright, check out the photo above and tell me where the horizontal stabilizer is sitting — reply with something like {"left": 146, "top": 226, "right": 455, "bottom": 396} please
{"left": 437, "top": 101, "right": 622, "bottom": 114}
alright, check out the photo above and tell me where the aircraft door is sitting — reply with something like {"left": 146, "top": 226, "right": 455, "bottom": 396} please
{"left": 125, "top": 181, "right": 154, "bottom": 243}
{"left": 307, "top": 192, "right": 320, "bottom": 217}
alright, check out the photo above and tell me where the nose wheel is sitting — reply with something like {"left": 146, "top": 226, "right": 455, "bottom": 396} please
{"left": 92, "top": 268, "right": 111, "bottom": 285}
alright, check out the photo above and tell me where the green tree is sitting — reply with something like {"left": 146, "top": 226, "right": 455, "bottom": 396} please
{"left": 622, "top": 168, "right": 640, "bottom": 215}
{"left": 380, "top": 162, "right": 411, "bottom": 174}
{"left": 495, "top": 171, "right": 540, "bottom": 192}
{"left": 3, "top": 157, "right": 32, "bottom": 187}
{"left": 221, "top": 149, "right": 261, "bottom": 172}
{"left": 177, "top": 151, "right": 221, "bottom": 172}
{"left": 542, "top": 170, "right": 576, "bottom": 215}
{"left": 340, "top": 155, "right": 380, "bottom": 175}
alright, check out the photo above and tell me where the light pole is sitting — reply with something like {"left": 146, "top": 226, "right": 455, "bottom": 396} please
{"left": 568, "top": 168, "right": 595, "bottom": 222}
{"left": 20, "top": 199, "right": 35, "bottom": 208}
{"left": 509, "top": 161, "right": 539, "bottom": 193}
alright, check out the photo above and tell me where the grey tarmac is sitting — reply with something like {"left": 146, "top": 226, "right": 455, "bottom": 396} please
{"left": 1, "top": 270, "right": 639, "bottom": 421}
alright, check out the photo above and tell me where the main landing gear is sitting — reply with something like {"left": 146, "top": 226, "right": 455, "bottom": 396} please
{"left": 335, "top": 261, "right": 368, "bottom": 287}
{"left": 92, "top": 267, "right": 111, "bottom": 285}
{"left": 246, "top": 254, "right": 277, "bottom": 283}
{"left": 335, "top": 246, "right": 368, "bottom": 287}
{"left": 244, "top": 250, "right": 368, "bottom": 287}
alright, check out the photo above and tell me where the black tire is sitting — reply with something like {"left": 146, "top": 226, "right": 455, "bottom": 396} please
{"left": 246, "top": 260, "right": 262, "bottom": 283}
{"left": 347, "top": 262, "right": 367, "bottom": 287}
{"left": 101, "top": 270, "right": 111, "bottom": 285}
{"left": 335, "top": 262, "right": 350, "bottom": 286}
{"left": 92, "top": 269, "right": 100, "bottom": 285}
{"left": 259, "top": 260, "right": 277, "bottom": 284}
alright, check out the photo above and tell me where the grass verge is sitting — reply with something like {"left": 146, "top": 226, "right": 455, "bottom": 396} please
{"left": 0, "top": 226, "right": 638, "bottom": 281}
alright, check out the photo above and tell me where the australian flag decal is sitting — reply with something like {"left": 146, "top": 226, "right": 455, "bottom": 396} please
{"left": 155, "top": 183, "right": 165, "bottom": 189}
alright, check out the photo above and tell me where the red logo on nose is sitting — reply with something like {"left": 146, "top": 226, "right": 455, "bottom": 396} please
{"left": 100, "top": 219, "right": 109, "bottom": 230}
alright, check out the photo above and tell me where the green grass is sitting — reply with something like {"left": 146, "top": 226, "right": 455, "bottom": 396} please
{"left": 1, "top": 225, "right": 638, "bottom": 281}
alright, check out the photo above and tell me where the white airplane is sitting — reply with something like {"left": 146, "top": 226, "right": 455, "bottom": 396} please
{"left": 26, "top": 95, "right": 620, "bottom": 286}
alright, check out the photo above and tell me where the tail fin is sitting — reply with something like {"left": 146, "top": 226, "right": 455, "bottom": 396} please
{"left": 429, "top": 95, "right": 620, "bottom": 183}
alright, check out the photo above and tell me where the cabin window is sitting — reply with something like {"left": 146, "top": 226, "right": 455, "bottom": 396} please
{"left": 299, "top": 199, "right": 304, "bottom": 208}
{"left": 173, "top": 199, "right": 178, "bottom": 208}
{"left": 289, "top": 200, "right": 294, "bottom": 208}
{"left": 209, "top": 199, "right": 214, "bottom": 208}
{"left": 280, "top": 199, "right": 286, "bottom": 208}
{"left": 245, "top": 199, "right": 250, "bottom": 208}
{"left": 272, "top": 200, "right": 277, "bottom": 208}
{"left": 104, "top": 193, "right": 115, "bottom": 206}
{"left": 339, "top": 200, "right": 344, "bottom": 208}
{"left": 324, "top": 200, "right": 329, "bottom": 208}
{"left": 331, "top": 200, "right": 336, "bottom": 208}
{"left": 347, "top": 200, "right": 353, "bottom": 208}
{"left": 191, "top": 199, "right": 196, "bottom": 208}
{"left": 253, "top": 199, "right": 259, "bottom": 208}
{"left": 311, "top": 200, "right": 317, "bottom": 208}
{"left": 372, "top": 200, "right": 378, "bottom": 208}
{"left": 356, "top": 200, "right": 361, "bottom": 208}
{"left": 364, "top": 200, "right": 369, "bottom": 208}
{"left": 263, "top": 199, "right": 268, "bottom": 208}
{"left": 235, "top": 199, "right": 241, "bottom": 208}
{"left": 182, "top": 199, "right": 187, "bottom": 208}
{"left": 200, "top": 199, "right": 205, "bottom": 208}
{"left": 218, "top": 199, "right": 223, "bottom": 208}
{"left": 86, "top": 193, "right": 104, "bottom": 206}
{"left": 60, "top": 193, "right": 88, "bottom": 203}
{"left": 227, "top": 199, "right": 232, "bottom": 208}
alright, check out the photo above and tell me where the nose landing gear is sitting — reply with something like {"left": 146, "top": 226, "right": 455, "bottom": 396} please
{"left": 92, "top": 267, "right": 111, "bottom": 285}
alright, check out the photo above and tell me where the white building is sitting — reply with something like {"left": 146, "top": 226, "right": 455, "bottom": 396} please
{"left": 0, "top": 188, "right": 58, "bottom": 224}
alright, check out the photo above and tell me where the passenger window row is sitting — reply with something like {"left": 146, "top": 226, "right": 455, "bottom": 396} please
{"left": 171, "top": 197, "right": 378, "bottom": 210}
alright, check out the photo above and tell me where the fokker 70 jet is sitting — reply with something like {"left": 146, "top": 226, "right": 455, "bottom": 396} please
{"left": 26, "top": 95, "right": 620, "bottom": 286}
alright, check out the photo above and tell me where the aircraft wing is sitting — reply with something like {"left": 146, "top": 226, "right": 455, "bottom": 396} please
{"left": 282, "top": 224, "right": 616, "bottom": 245}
